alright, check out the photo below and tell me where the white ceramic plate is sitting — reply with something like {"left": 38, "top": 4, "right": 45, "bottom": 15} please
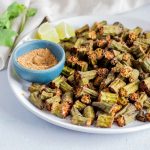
{"left": 7, "top": 16, "right": 150, "bottom": 134}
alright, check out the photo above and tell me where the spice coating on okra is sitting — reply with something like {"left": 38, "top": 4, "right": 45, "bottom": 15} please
{"left": 28, "top": 20, "right": 150, "bottom": 128}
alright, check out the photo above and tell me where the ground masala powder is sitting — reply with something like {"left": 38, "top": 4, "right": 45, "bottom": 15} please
{"left": 17, "top": 48, "right": 58, "bottom": 70}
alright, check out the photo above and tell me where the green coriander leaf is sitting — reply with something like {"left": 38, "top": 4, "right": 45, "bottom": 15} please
{"left": 0, "top": 29, "right": 17, "bottom": 47}
{"left": 27, "top": 8, "right": 37, "bottom": 17}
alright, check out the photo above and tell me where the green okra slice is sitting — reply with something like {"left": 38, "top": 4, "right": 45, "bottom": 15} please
{"left": 103, "top": 25, "right": 122, "bottom": 36}
{"left": 119, "top": 80, "right": 140, "bottom": 97}
{"left": 129, "top": 69, "right": 139, "bottom": 82}
{"left": 40, "top": 91, "right": 53, "bottom": 100}
{"left": 51, "top": 76, "right": 65, "bottom": 88}
{"left": 83, "top": 106, "right": 95, "bottom": 120}
{"left": 115, "top": 103, "right": 137, "bottom": 119}
{"left": 96, "top": 113, "right": 114, "bottom": 128}
{"left": 60, "top": 81, "right": 73, "bottom": 92}
{"left": 140, "top": 77, "right": 150, "bottom": 96}
{"left": 75, "top": 87, "right": 98, "bottom": 98}
{"left": 134, "top": 92, "right": 148, "bottom": 110}
{"left": 70, "top": 106, "right": 82, "bottom": 117}
{"left": 117, "top": 97, "right": 129, "bottom": 106}
{"left": 110, "top": 40, "right": 130, "bottom": 52}
{"left": 62, "top": 66, "right": 75, "bottom": 77}
{"left": 71, "top": 115, "right": 91, "bottom": 126}
{"left": 91, "top": 20, "right": 107, "bottom": 31}
{"left": 75, "top": 24, "right": 89, "bottom": 34}
{"left": 61, "top": 42, "right": 74, "bottom": 51}
{"left": 131, "top": 45, "right": 145, "bottom": 59}
{"left": 111, "top": 62, "right": 124, "bottom": 73}
{"left": 116, "top": 112, "right": 138, "bottom": 127}
{"left": 73, "top": 100, "right": 86, "bottom": 111}
{"left": 109, "top": 78, "right": 126, "bottom": 93}
{"left": 82, "top": 31, "right": 96, "bottom": 40}
{"left": 141, "top": 57, "right": 150, "bottom": 73}
{"left": 143, "top": 99, "right": 150, "bottom": 109}
{"left": 76, "top": 61, "right": 88, "bottom": 72}
{"left": 29, "top": 91, "right": 43, "bottom": 109}
{"left": 76, "top": 70, "right": 97, "bottom": 80}
{"left": 51, "top": 102, "right": 63, "bottom": 118}
{"left": 98, "top": 91, "right": 118, "bottom": 104}
{"left": 100, "top": 72, "right": 115, "bottom": 90}
{"left": 28, "top": 83, "right": 42, "bottom": 92}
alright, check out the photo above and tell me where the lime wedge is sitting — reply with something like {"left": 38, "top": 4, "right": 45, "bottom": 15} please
{"left": 37, "top": 22, "right": 60, "bottom": 43}
{"left": 55, "top": 22, "right": 75, "bottom": 40}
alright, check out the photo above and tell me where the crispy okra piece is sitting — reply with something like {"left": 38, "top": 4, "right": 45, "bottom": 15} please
{"left": 51, "top": 76, "right": 65, "bottom": 88}
{"left": 28, "top": 83, "right": 42, "bottom": 92}
{"left": 82, "top": 31, "right": 97, "bottom": 40}
{"left": 116, "top": 112, "right": 138, "bottom": 127}
{"left": 46, "top": 95, "right": 61, "bottom": 111}
{"left": 60, "top": 81, "right": 73, "bottom": 92}
{"left": 128, "top": 27, "right": 142, "bottom": 41}
{"left": 71, "top": 115, "right": 91, "bottom": 126}
{"left": 110, "top": 40, "right": 130, "bottom": 52}
{"left": 103, "top": 25, "right": 122, "bottom": 36}
{"left": 76, "top": 46, "right": 88, "bottom": 58}
{"left": 40, "top": 91, "right": 53, "bottom": 100}
{"left": 96, "top": 39, "right": 108, "bottom": 48}
{"left": 88, "top": 51, "right": 97, "bottom": 66}
{"left": 136, "top": 110, "right": 146, "bottom": 122}
{"left": 71, "top": 106, "right": 82, "bottom": 116}
{"left": 61, "top": 42, "right": 74, "bottom": 51}
{"left": 51, "top": 102, "right": 63, "bottom": 118}
{"left": 131, "top": 45, "right": 145, "bottom": 59}
{"left": 100, "top": 72, "right": 115, "bottom": 90}
{"left": 96, "top": 113, "right": 114, "bottom": 128}
{"left": 66, "top": 55, "right": 78, "bottom": 68}
{"left": 129, "top": 93, "right": 139, "bottom": 102}
{"left": 62, "top": 66, "right": 75, "bottom": 77}
{"left": 94, "top": 68, "right": 109, "bottom": 86}
{"left": 111, "top": 62, "right": 124, "bottom": 73}
{"left": 29, "top": 91, "right": 43, "bottom": 109}
{"left": 129, "top": 69, "right": 139, "bottom": 82}
{"left": 141, "top": 57, "right": 150, "bottom": 73}
{"left": 75, "top": 24, "right": 89, "bottom": 34}
{"left": 73, "top": 100, "right": 86, "bottom": 111}
{"left": 81, "top": 95, "right": 91, "bottom": 104}
{"left": 98, "top": 91, "right": 118, "bottom": 104}
{"left": 92, "top": 101, "right": 121, "bottom": 115}
{"left": 67, "top": 74, "right": 74, "bottom": 83}
{"left": 95, "top": 48, "right": 103, "bottom": 60}
{"left": 77, "top": 70, "right": 97, "bottom": 80}
{"left": 119, "top": 80, "right": 140, "bottom": 97}
{"left": 91, "top": 20, "right": 107, "bottom": 31}
{"left": 83, "top": 106, "right": 95, "bottom": 124}
{"left": 117, "top": 97, "right": 129, "bottom": 106}
{"left": 76, "top": 61, "right": 88, "bottom": 72}
{"left": 120, "top": 66, "right": 133, "bottom": 78}
{"left": 143, "top": 98, "right": 150, "bottom": 109}
{"left": 134, "top": 92, "right": 148, "bottom": 110}
{"left": 145, "top": 108, "right": 150, "bottom": 121}
{"left": 140, "top": 77, "right": 150, "bottom": 96}
{"left": 109, "top": 78, "right": 126, "bottom": 93}
{"left": 75, "top": 87, "right": 98, "bottom": 98}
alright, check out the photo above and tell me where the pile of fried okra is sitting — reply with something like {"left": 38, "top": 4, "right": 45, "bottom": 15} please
{"left": 28, "top": 21, "right": 150, "bottom": 128}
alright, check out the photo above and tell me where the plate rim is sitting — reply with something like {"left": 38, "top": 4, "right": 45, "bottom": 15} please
{"left": 7, "top": 15, "right": 150, "bottom": 134}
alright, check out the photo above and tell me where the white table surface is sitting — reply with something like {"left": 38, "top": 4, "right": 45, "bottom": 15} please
{"left": 1, "top": 5, "right": 150, "bottom": 150}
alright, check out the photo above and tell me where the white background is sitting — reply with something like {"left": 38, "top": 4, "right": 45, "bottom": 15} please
{"left": 0, "top": 5, "right": 150, "bottom": 150}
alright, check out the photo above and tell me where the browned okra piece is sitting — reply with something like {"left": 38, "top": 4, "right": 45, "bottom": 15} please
{"left": 76, "top": 24, "right": 89, "bottom": 34}
{"left": 129, "top": 93, "right": 139, "bottom": 102}
{"left": 76, "top": 61, "right": 88, "bottom": 72}
{"left": 29, "top": 91, "right": 44, "bottom": 109}
{"left": 119, "top": 80, "right": 140, "bottom": 97}
{"left": 134, "top": 92, "right": 148, "bottom": 110}
{"left": 95, "top": 48, "right": 103, "bottom": 60}
{"left": 87, "top": 51, "right": 97, "bottom": 66}
{"left": 66, "top": 55, "right": 78, "bottom": 68}
{"left": 81, "top": 94, "right": 91, "bottom": 104}
{"left": 61, "top": 92, "right": 73, "bottom": 117}
{"left": 129, "top": 69, "right": 139, "bottom": 82}
{"left": 109, "top": 78, "right": 126, "bottom": 93}
{"left": 73, "top": 100, "right": 86, "bottom": 111}
{"left": 96, "top": 113, "right": 114, "bottom": 128}
{"left": 145, "top": 108, "right": 150, "bottom": 121}
{"left": 139, "top": 77, "right": 150, "bottom": 96}
{"left": 136, "top": 110, "right": 146, "bottom": 122}
{"left": 120, "top": 66, "right": 132, "bottom": 78}
{"left": 117, "top": 97, "right": 129, "bottom": 106}
{"left": 94, "top": 68, "right": 109, "bottom": 86}
{"left": 51, "top": 76, "right": 65, "bottom": 88}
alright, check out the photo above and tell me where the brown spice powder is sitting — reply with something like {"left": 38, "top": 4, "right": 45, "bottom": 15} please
{"left": 17, "top": 48, "right": 58, "bottom": 70}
